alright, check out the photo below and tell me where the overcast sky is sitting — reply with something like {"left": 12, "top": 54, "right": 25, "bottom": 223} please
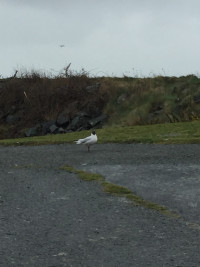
{"left": 1, "top": 0, "right": 200, "bottom": 77}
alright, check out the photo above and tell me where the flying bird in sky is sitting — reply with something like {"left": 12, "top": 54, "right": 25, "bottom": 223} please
{"left": 75, "top": 131, "right": 97, "bottom": 152}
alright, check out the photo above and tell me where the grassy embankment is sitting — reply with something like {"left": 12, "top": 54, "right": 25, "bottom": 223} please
{"left": 103, "top": 74, "right": 200, "bottom": 126}
{"left": 1, "top": 73, "right": 200, "bottom": 139}
{"left": 0, "top": 119, "right": 200, "bottom": 146}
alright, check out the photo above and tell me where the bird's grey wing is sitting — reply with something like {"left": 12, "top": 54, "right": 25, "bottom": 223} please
{"left": 80, "top": 136, "right": 91, "bottom": 144}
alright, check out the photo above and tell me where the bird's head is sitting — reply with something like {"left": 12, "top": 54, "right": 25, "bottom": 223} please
{"left": 92, "top": 130, "right": 96, "bottom": 135}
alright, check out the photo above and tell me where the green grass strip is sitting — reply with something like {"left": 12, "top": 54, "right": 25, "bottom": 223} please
{"left": 60, "top": 165, "right": 180, "bottom": 219}
{"left": 2, "top": 120, "right": 200, "bottom": 146}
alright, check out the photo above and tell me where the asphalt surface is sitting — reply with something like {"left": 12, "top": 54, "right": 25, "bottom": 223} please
{"left": 0, "top": 144, "right": 200, "bottom": 267}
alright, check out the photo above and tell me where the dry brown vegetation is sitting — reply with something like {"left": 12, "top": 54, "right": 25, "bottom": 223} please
{"left": 0, "top": 70, "right": 108, "bottom": 138}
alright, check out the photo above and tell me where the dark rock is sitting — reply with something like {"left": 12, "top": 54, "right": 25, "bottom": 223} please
{"left": 85, "top": 83, "right": 101, "bottom": 93}
{"left": 67, "top": 115, "right": 90, "bottom": 131}
{"left": 42, "top": 120, "right": 56, "bottom": 134}
{"left": 68, "top": 116, "right": 79, "bottom": 131}
{"left": 49, "top": 124, "right": 58, "bottom": 133}
{"left": 25, "top": 124, "right": 41, "bottom": 137}
{"left": 56, "top": 111, "right": 70, "bottom": 127}
{"left": 88, "top": 114, "right": 107, "bottom": 128}
{"left": 57, "top": 127, "right": 65, "bottom": 134}
{"left": 67, "top": 111, "right": 92, "bottom": 131}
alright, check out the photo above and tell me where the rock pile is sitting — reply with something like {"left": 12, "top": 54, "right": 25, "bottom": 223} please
{"left": 0, "top": 80, "right": 108, "bottom": 138}
{"left": 24, "top": 112, "right": 107, "bottom": 137}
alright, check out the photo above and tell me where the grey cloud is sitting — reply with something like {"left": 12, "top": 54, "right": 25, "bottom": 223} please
{"left": 1, "top": 0, "right": 200, "bottom": 77}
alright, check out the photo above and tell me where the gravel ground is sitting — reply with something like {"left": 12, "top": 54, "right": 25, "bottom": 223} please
{"left": 0, "top": 144, "right": 200, "bottom": 266}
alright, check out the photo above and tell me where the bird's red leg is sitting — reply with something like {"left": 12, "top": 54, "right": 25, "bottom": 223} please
{"left": 88, "top": 146, "right": 90, "bottom": 152}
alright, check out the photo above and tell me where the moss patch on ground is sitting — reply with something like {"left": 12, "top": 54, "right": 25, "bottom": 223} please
{"left": 60, "top": 164, "right": 180, "bottom": 219}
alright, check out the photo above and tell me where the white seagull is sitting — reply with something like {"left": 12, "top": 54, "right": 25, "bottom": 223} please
{"left": 75, "top": 130, "right": 97, "bottom": 152}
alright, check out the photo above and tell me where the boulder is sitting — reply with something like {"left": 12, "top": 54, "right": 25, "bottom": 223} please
{"left": 25, "top": 124, "right": 41, "bottom": 137}
{"left": 67, "top": 114, "right": 90, "bottom": 131}
{"left": 42, "top": 120, "right": 56, "bottom": 134}
{"left": 56, "top": 110, "right": 70, "bottom": 127}
{"left": 57, "top": 127, "right": 65, "bottom": 134}
{"left": 88, "top": 114, "right": 107, "bottom": 128}
{"left": 49, "top": 124, "right": 58, "bottom": 133}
